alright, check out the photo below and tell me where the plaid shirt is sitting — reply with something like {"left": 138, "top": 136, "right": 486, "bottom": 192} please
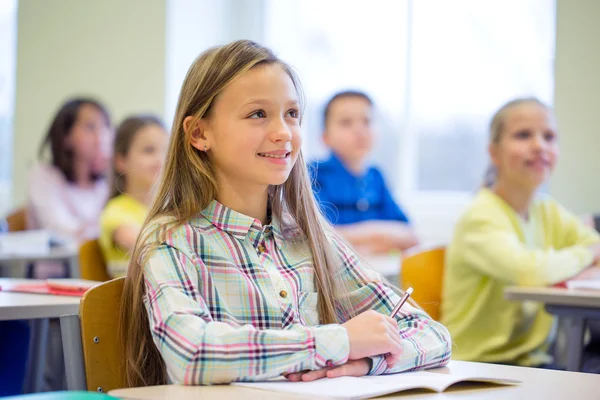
{"left": 143, "top": 200, "right": 451, "bottom": 385}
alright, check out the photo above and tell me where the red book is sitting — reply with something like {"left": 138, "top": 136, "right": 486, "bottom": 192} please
{"left": 0, "top": 279, "right": 101, "bottom": 297}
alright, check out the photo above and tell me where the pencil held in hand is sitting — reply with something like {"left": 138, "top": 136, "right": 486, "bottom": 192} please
{"left": 389, "top": 287, "right": 413, "bottom": 318}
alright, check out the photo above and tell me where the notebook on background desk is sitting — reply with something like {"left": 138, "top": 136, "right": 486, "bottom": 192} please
{"left": 0, "top": 278, "right": 101, "bottom": 296}
{"left": 232, "top": 369, "right": 521, "bottom": 399}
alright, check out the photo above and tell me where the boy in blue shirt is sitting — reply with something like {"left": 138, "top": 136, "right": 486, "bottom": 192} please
{"left": 310, "top": 91, "right": 418, "bottom": 254}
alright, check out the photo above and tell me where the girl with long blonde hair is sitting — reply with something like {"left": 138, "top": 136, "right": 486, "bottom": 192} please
{"left": 120, "top": 40, "right": 451, "bottom": 386}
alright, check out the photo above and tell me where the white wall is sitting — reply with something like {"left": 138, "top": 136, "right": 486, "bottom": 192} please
{"left": 550, "top": 0, "right": 600, "bottom": 215}
{"left": 164, "top": 0, "right": 265, "bottom": 127}
{"left": 11, "top": 0, "right": 167, "bottom": 207}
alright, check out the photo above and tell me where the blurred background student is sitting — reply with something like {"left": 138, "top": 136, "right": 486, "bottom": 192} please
{"left": 100, "top": 115, "right": 168, "bottom": 278}
{"left": 442, "top": 98, "right": 600, "bottom": 369}
{"left": 310, "top": 91, "right": 418, "bottom": 255}
{"left": 27, "top": 97, "right": 112, "bottom": 391}
{"left": 27, "top": 97, "right": 112, "bottom": 278}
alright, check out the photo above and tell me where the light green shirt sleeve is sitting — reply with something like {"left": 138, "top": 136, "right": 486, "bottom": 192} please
{"left": 457, "top": 200, "right": 599, "bottom": 287}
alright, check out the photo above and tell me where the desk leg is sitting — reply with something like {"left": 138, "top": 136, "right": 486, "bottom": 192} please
{"left": 67, "top": 255, "right": 80, "bottom": 279}
{"left": 565, "top": 315, "right": 586, "bottom": 372}
{"left": 23, "top": 318, "right": 49, "bottom": 393}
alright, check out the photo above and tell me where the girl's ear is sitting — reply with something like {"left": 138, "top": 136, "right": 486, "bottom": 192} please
{"left": 184, "top": 116, "right": 211, "bottom": 152}
{"left": 488, "top": 143, "right": 500, "bottom": 167}
{"left": 115, "top": 153, "right": 127, "bottom": 175}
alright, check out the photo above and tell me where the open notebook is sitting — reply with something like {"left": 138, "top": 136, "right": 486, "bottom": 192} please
{"left": 232, "top": 370, "right": 520, "bottom": 399}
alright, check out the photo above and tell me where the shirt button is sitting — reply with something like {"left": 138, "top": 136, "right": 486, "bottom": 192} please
{"left": 264, "top": 226, "right": 271, "bottom": 233}
{"left": 326, "top": 360, "right": 333, "bottom": 367}
{"left": 258, "top": 244, "right": 266, "bottom": 253}
{"left": 279, "top": 290, "right": 288, "bottom": 298}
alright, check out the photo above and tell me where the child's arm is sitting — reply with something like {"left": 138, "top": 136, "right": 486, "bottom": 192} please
{"left": 458, "top": 212, "right": 600, "bottom": 286}
{"left": 143, "top": 244, "right": 350, "bottom": 385}
{"left": 331, "top": 236, "right": 451, "bottom": 375}
{"left": 336, "top": 220, "right": 419, "bottom": 253}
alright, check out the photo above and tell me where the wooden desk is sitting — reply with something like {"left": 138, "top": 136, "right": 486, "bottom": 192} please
{"left": 505, "top": 286, "right": 600, "bottom": 372}
{"left": 0, "top": 278, "right": 81, "bottom": 393}
{"left": 109, "top": 360, "right": 600, "bottom": 400}
{"left": 0, "top": 244, "right": 79, "bottom": 278}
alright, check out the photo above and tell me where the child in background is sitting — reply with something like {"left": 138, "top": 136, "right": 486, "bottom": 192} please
{"left": 28, "top": 97, "right": 112, "bottom": 278}
{"left": 442, "top": 98, "right": 600, "bottom": 368}
{"left": 100, "top": 115, "right": 168, "bottom": 278}
{"left": 310, "top": 91, "right": 418, "bottom": 254}
{"left": 119, "top": 40, "right": 451, "bottom": 387}
{"left": 19, "top": 97, "right": 112, "bottom": 392}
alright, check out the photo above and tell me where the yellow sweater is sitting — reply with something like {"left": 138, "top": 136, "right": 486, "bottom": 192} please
{"left": 441, "top": 188, "right": 600, "bottom": 366}
{"left": 99, "top": 194, "right": 148, "bottom": 278}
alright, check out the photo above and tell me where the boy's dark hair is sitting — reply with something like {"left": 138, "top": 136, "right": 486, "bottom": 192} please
{"left": 38, "top": 97, "right": 111, "bottom": 182}
{"left": 322, "top": 90, "right": 373, "bottom": 128}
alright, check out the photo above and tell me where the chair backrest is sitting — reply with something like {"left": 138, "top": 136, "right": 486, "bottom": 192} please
{"left": 400, "top": 247, "right": 445, "bottom": 321}
{"left": 80, "top": 240, "right": 111, "bottom": 282}
{"left": 80, "top": 277, "right": 126, "bottom": 393}
{"left": 6, "top": 207, "right": 26, "bottom": 232}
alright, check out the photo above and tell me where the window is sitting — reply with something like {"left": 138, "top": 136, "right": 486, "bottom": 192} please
{"left": 0, "top": 0, "right": 17, "bottom": 213}
{"left": 264, "top": 0, "right": 555, "bottom": 197}
{"left": 264, "top": 0, "right": 410, "bottom": 184}
{"left": 406, "top": 0, "right": 555, "bottom": 195}
{"left": 264, "top": 0, "right": 555, "bottom": 243}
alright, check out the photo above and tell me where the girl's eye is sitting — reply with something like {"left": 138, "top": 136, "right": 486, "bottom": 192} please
{"left": 249, "top": 110, "right": 266, "bottom": 119}
{"left": 514, "top": 130, "right": 531, "bottom": 139}
{"left": 287, "top": 109, "right": 300, "bottom": 119}
{"left": 544, "top": 131, "right": 556, "bottom": 142}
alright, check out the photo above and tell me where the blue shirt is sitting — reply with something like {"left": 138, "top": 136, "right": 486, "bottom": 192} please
{"left": 309, "top": 154, "right": 410, "bottom": 225}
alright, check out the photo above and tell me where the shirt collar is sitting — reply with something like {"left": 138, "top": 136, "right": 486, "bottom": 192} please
{"left": 200, "top": 200, "right": 301, "bottom": 246}
{"left": 327, "top": 152, "right": 367, "bottom": 179}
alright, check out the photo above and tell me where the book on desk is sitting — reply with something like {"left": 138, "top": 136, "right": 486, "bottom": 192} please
{"left": 232, "top": 369, "right": 521, "bottom": 399}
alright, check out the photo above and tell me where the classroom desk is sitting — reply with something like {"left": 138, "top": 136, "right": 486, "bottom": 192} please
{"left": 505, "top": 286, "right": 600, "bottom": 372}
{"left": 0, "top": 278, "right": 81, "bottom": 393}
{"left": 361, "top": 253, "right": 402, "bottom": 280}
{"left": 109, "top": 360, "right": 600, "bottom": 400}
{"left": 0, "top": 244, "right": 80, "bottom": 278}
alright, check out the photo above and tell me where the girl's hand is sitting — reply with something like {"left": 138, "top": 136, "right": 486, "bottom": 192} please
{"left": 342, "top": 310, "right": 403, "bottom": 368}
{"left": 285, "top": 359, "right": 371, "bottom": 382}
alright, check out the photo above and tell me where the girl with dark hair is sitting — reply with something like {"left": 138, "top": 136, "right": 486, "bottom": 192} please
{"left": 27, "top": 97, "right": 112, "bottom": 278}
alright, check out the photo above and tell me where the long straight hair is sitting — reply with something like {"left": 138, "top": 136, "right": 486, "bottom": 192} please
{"left": 119, "top": 40, "right": 355, "bottom": 387}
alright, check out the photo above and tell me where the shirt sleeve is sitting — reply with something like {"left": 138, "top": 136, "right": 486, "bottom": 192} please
{"left": 27, "top": 166, "right": 84, "bottom": 241}
{"left": 330, "top": 236, "right": 451, "bottom": 375}
{"left": 456, "top": 205, "right": 599, "bottom": 287}
{"left": 376, "top": 170, "right": 410, "bottom": 223}
{"left": 99, "top": 199, "right": 140, "bottom": 253}
{"left": 143, "top": 243, "right": 349, "bottom": 385}
{"left": 309, "top": 162, "right": 339, "bottom": 224}
{"left": 554, "top": 202, "right": 600, "bottom": 249}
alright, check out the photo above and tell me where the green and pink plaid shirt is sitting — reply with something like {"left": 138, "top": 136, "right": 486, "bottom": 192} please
{"left": 143, "top": 200, "right": 451, "bottom": 384}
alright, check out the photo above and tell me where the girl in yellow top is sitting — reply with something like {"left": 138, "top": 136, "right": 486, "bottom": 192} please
{"left": 441, "top": 98, "right": 600, "bottom": 367}
{"left": 100, "top": 116, "right": 168, "bottom": 277}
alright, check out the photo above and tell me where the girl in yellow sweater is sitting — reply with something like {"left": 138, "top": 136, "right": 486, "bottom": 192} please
{"left": 441, "top": 98, "right": 600, "bottom": 367}
{"left": 100, "top": 115, "right": 169, "bottom": 277}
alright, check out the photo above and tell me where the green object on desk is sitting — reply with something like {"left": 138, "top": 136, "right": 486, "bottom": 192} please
{"left": 4, "top": 392, "right": 119, "bottom": 400}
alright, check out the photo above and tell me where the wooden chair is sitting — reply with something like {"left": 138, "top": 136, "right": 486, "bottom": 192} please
{"left": 6, "top": 207, "right": 26, "bottom": 232}
{"left": 400, "top": 247, "right": 446, "bottom": 321}
{"left": 61, "top": 277, "right": 126, "bottom": 393}
{"left": 80, "top": 240, "right": 110, "bottom": 282}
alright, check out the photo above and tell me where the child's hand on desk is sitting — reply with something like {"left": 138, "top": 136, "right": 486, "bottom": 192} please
{"left": 284, "top": 359, "right": 371, "bottom": 382}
